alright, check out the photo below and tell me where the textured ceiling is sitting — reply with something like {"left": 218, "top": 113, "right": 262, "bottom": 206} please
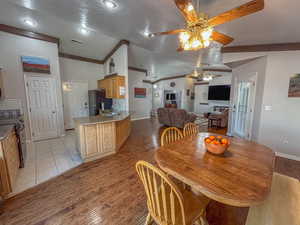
{"left": 0, "top": 0, "right": 300, "bottom": 77}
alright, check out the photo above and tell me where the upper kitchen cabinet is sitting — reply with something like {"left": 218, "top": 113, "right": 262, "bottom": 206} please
{"left": 98, "top": 75, "right": 125, "bottom": 99}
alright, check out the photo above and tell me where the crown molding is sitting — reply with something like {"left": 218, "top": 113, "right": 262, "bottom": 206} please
{"left": 102, "top": 40, "right": 130, "bottom": 63}
{"left": 128, "top": 66, "right": 148, "bottom": 76}
{"left": 222, "top": 42, "right": 300, "bottom": 53}
{"left": 59, "top": 52, "right": 104, "bottom": 64}
{"left": 0, "top": 24, "right": 60, "bottom": 45}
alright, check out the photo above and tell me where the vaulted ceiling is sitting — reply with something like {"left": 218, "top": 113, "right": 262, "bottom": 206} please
{"left": 0, "top": 0, "right": 300, "bottom": 78}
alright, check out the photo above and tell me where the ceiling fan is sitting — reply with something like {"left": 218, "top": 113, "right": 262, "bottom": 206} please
{"left": 150, "top": 0, "right": 264, "bottom": 51}
{"left": 190, "top": 68, "right": 222, "bottom": 82}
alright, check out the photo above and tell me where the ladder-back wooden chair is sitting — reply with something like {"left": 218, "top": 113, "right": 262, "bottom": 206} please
{"left": 160, "top": 127, "right": 183, "bottom": 146}
{"left": 136, "top": 161, "right": 210, "bottom": 225}
{"left": 183, "top": 123, "right": 199, "bottom": 137}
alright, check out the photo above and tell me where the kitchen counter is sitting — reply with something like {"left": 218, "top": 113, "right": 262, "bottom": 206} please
{"left": 75, "top": 112, "right": 131, "bottom": 162}
{"left": 73, "top": 112, "right": 130, "bottom": 125}
{"left": 0, "top": 125, "right": 15, "bottom": 141}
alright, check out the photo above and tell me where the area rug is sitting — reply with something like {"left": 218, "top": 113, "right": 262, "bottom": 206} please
{"left": 245, "top": 173, "right": 300, "bottom": 225}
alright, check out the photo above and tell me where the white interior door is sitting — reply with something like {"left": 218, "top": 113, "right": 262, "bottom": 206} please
{"left": 63, "top": 81, "right": 89, "bottom": 129}
{"left": 25, "top": 76, "right": 59, "bottom": 141}
{"left": 232, "top": 74, "right": 257, "bottom": 139}
{"left": 194, "top": 84, "right": 209, "bottom": 114}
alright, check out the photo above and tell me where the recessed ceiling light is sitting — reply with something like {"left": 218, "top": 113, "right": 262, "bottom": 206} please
{"left": 102, "top": 0, "right": 118, "bottom": 9}
{"left": 143, "top": 31, "right": 154, "bottom": 38}
{"left": 23, "top": 18, "right": 37, "bottom": 27}
{"left": 79, "top": 27, "right": 89, "bottom": 35}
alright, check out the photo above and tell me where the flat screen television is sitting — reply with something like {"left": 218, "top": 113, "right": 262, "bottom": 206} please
{"left": 208, "top": 85, "right": 231, "bottom": 101}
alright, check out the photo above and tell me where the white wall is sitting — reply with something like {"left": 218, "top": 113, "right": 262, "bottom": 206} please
{"left": 224, "top": 51, "right": 300, "bottom": 158}
{"left": 153, "top": 77, "right": 195, "bottom": 112}
{"left": 128, "top": 69, "right": 152, "bottom": 120}
{"left": 59, "top": 57, "right": 104, "bottom": 90}
{"left": 104, "top": 44, "right": 129, "bottom": 111}
{"left": 0, "top": 31, "right": 64, "bottom": 140}
{"left": 228, "top": 57, "right": 267, "bottom": 141}
{"left": 194, "top": 73, "right": 232, "bottom": 114}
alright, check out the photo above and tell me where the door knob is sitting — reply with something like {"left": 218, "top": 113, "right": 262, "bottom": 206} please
{"left": 52, "top": 111, "right": 56, "bottom": 114}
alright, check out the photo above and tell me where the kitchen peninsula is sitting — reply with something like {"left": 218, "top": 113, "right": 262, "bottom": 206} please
{"left": 74, "top": 112, "right": 131, "bottom": 162}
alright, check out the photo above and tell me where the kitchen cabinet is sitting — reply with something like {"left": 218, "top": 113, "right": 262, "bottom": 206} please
{"left": 0, "top": 127, "right": 20, "bottom": 196}
{"left": 98, "top": 75, "right": 125, "bottom": 99}
{"left": 74, "top": 113, "right": 131, "bottom": 162}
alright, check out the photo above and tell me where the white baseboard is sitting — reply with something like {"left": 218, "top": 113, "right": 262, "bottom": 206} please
{"left": 131, "top": 117, "right": 151, "bottom": 121}
{"left": 276, "top": 152, "right": 300, "bottom": 161}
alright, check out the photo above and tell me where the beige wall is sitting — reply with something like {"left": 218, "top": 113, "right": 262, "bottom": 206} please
{"left": 153, "top": 77, "right": 195, "bottom": 112}
{"left": 59, "top": 57, "right": 104, "bottom": 90}
{"left": 224, "top": 51, "right": 300, "bottom": 158}
{"left": 228, "top": 57, "right": 267, "bottom": 141}
{"left": 128, "top": 70, "right": 152, "bottom": 119}
{"left": 104, "top": 44, "right": 129, "bottom": 111}
{"left": 0, "top": 31, "right": 64, "bottom": 140}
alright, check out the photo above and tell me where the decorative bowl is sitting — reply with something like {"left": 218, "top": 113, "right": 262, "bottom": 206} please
{"left": 204, "top": 136, "right": 230, "bottom": 155}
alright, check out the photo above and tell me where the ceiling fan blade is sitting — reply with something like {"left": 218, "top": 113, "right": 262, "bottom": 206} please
{"left": 151, "top": 29, "right": 186, "bottom": 36}
{"left": 174, "top": 0, "right": 199, "bottom": 23}
{"left": 208, "top": 0, "right": 264, "bottom": 27}
{"left": 211, "top": 31, "right": 234, "bottom": 45}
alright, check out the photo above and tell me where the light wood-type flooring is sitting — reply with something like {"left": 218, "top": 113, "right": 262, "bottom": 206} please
{"left": 0, "top": 118, "right": 299, "bottom": 225}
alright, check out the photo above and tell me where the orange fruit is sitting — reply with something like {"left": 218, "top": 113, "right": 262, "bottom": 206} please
{"left": 217, "top": 136, "right": 223, "bottom": 139}
{"left": 209, "top": 136, "right": 216, "bottom": 140}
{"left": 221, "top": 138, "right": 228, "bottom": 145}
{"left": 213, "top": 140, "right": 220, "bottom": 145}
{"left": 205, "top": 139, "right": 212, "bottom": 144}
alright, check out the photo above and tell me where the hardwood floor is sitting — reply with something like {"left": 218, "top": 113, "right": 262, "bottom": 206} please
{"left": 0, "top": 119, "right": 299, "bottom": 225}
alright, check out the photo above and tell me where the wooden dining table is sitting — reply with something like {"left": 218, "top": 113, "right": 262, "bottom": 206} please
{"left": 155, "top": 132, "right": 275, "bottom": 207}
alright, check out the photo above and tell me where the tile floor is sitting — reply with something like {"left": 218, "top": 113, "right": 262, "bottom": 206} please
{"left": 12, "top": 131, "right": 82, "bottom": 195}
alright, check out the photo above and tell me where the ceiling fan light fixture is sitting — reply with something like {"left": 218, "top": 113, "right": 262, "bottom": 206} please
{"left": 203, "top": 74, "right": 213, "bottom": 81}
{"left": 179, "top": 32, "right": 190, "bottom": 42}
{"left": 191, "top": 39, "right": 201, "bottom": 48}
{"left": 187, "top": 3, "right": 194, "bottom": 12}
{"left": 201, "top": 28, "right": 213, "bottom": 40}
{"left": 203, "top": 40, "right": 210, "bottom": 48}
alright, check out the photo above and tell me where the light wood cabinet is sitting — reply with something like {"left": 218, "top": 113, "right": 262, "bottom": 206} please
{"left": 116, "top": 116, "right": 131, "bottom": 151}
{"left": 98, "top": 75, "right": 125, "bottom": 99}
{"left": 0, "top": 129, "right": 20, "bottom": 196}
{"left": 75, "top": 114, "right": 131, "bottom": 162}
{"left": 78, "top": 122, "right": 116, "bottom": 162}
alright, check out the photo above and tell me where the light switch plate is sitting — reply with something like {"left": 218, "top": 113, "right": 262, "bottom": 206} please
{"left": 264, "top": 105, "right": 272, "bottom": 111}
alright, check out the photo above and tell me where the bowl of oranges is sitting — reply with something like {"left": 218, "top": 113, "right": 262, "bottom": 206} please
{"left": 204, "top": 135, "right": 230, "bottom": 155}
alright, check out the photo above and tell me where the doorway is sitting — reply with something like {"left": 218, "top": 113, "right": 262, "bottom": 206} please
{"left": 62, "top": 81, "right": 89, "bottom": 129}
{"left": 25, "top": 76, "right": 59, "bottom": 141}
{"left": 231, "top": 73, "right": 257, "bottom": 140}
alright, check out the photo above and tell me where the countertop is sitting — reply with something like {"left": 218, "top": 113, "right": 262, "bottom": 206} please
{"left": 73, "top": 112, "right": 130, "bottom": 125}
{"left": 0, "top": 125, "right": 14, "bottom": 141}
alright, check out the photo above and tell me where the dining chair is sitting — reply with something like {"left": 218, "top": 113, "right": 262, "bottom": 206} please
{"left": 160, "top": 127, "right": 183, "bottom": 146}
{"left": 136, "top": 160, "right": 210, "bottom": 225}
{"left": 183, "top": 123, "right": 199, "bottom": 137}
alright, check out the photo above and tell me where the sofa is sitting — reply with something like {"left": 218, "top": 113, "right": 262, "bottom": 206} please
{"left": 157, "top": 108, "right": 197, "bottom": 128}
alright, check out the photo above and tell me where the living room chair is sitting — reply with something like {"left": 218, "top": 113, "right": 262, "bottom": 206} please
{"left": 160, "top": 127, "right": 183, "bottom": 146}
{"left": 183, "top": 123, "right": 199, "bottom": 137}
{"left": 136, "top": 161, "right": 210, "bottom": 225}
